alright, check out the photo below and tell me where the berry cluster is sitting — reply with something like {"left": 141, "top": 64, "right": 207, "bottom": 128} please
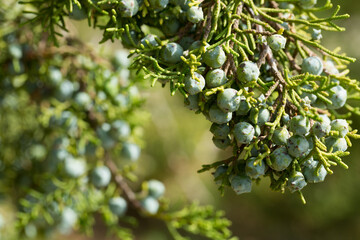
{"left": 82, "top": 0, "right": 359, "bottom": 201}
{"left": 17, "top": 0, "right": 360, "bottom": 204}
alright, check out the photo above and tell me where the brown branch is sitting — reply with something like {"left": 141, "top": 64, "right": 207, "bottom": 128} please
{"left": 106, "top": 158, "right": 143, "bottom": 211}
{"left": 202, "top": 2, "right": 215, "bottom": 41}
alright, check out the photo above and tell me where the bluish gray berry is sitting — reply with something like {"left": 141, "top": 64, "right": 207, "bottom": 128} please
{"left": 121, "top": 142, "right": 141, "bottom": 161}
{"left": 141, "top": 197, "right": 159, "bottom": 214}
{"left": 57, "top": 80, "right": 75, "bottom": 101}
{"left": 119, "top": 0, "right": 139, "bottom": 17}
{"left": 267, "top": 34, "right": 287, "bottom": 51}
{"left": 233, "top": 122, "right": 255, "bottom": 144}
{"left": 287, "top": 135, "right": 310, "bottom": 158}
{"left": 8, "top": 44, "right": 22, "bottom": 59}
{"left": 270, "top": 147, "right": 293, "bottom": 171}
{"left": 327, "top": 85, "right": 347, "bottom": 109}
{"left": 58, "top": 207, "right": 78, "bottom": 234}
{"left": 217, "top": 88, "right": 241, "bottom": 112}
{"left": 299, "top": 0, "right": 317, "bottom": 9}
{"left": 210, "top": 123, "right": 230, "bottom": 139}
{"left": 64, "top": 157, "right": 86, "bottom": 178}
{"left": 184, "top": 94, "right": 199, "bottom": 111}
{"left": 109, "top": 197, "right": 127, "bottom": 216}
{"left": 212, "top": 165, "right": 228, "bottom": 185}
{"left": 311, "top": 28, "right": 322, "bottom": 40}
{"left": 74, "top": 92, "right": 92, "bottom": 110}
{"left": 208, "top": 105, "right": 232, "bottom": 124}
{"left": 140, "top": 34, "right": 159, "bottom": 47}
{"left": 302, "top": 56, "right": 323, "bottom": 75}
{"left": 148, "top": 180, "right": 165, "bottom": 199}
{"left": 184, "top": 72, "right": 205, "bottom": 95}
{"left": 325, "top": 137, "right": 348, "bottom": 152}
{"left": 186, "top": 6, "right": 203, "bottom": 23}
{"left": 48, "top": 67, "right": 62, "bottom": 85}
{"left": 229, "top": 175, "right": 252, "bottom": 195}
{"left": 287, "top": 171, "right": 307, "bottom": 193}
{"left": 290, "top": 115, "right": 310, "bottom": 136}
{"left": 91, "top": 166, "right": 112, "bottom": 188}
{"left": 203, "top": 46, "right": 226, "bottom": 68}
{"left": 272, "top": 127, "right": 290, "bottom": 145}
{"left": 205, "top": 69, "right": 227, "bottom": 88}
{"left": 330, "top": 119, "right": 349, "bottom": 137}
{"left": 236, "top": 97, "right": 251, "bottom": 116}
{"left": 149, "top": 0, "right": 168, "bottom": 10}
{"left": 249, "top": 108, "right": 270, "bottom": 126}
{"left": 111, "top": 120, "right": 131, "bottom": 140}
{"left": 300, "top": 84, "right": 317, "bottom": 103}
{"left": 162, "top": 17, "right": 180, "bottom": 36}
{"left": 237, "top": 61, "right": 260, "bottom": 82}
{"left": 121, "top": 30, "right": 138, "bottom": 48}
{"left": 312, "top": 114, "right": 331, "bottom": 138}
{"left": 212, "top": 136, "right": 231, "bottom": 150}
{"left": 161, "top": 43, "right": 183, "bottom": 64}
{"left": 303, "top": 160, "right": 327, "bottom": 183}
{"left": 245, "top": 158, "right": 266, "bottom": 179}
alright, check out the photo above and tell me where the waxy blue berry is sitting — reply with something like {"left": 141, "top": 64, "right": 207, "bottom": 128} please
{"left": 187, "top": 6, "right": 204, "bottom": 24}
{"left": 290, "top": 115, "right": 310, "bottom": 136}
{"left": 91, "top": 166, "right": 112, "bottom": 188}
{"left": 330, "top": 119, "right": 349, "bottom": 137}
{"left": 184, "top": 94, "right": 199, "bottom": 111}
{"left": 327, "top": 85, "right": 347, "bottom": 109}
{"left": 205, "top": 69, "right": 227, "bottom": 88}
{"left": 119, "top": 0, "right": 139, "bottom": 17}
{"left": 299, "top": 0, "right": 317, "bottom": 9}
{"left": 209, "top": 105, "right": 232, "bottom": 124}
{"left": 267, "top": 34, "right": 287, "bottom": 51}
{"left": 245, "top": 158, "right": 266, "bottom": 179}
{"left": 250, "top": 108, "right": 270, "bottom": 126}
{"left": 210, "top": 123, "right": 230, "bottom": 139}
{"left": 141, "top": 197, "right": 159, "bottom": 214}
{"left": 212, "top": 136, "right": 231, "bottom": 150}
{"left": 148, "top": 180, "right": 165, "bottom": 199}
{"left": 217, "top": 88, "right": 241, "bottom": 113}
{"left": 161, "top": 43, "right": 183, "bottom": 64}
{"left": 109, "top": 197, "right": 127, "bottom": 217}
{"left": 237, "top": 61, "right": 260, "bottom": 82}
{"left": 287, "top": 135, "right": 310, "bottom": 158}
{"left": 203, "top": 46, "right": 226, "bottom": 68}
{"left": 325, "top": 137, "right": 348, "bottom": 152}
{"left": 149, "top": 0, "right": 168, "bottom": 10}
{"left": 270, "top": 147, "right": 293, "bottom": 171}
{"left": 184, "top": 72, "right": 205, "bottom": 95}
{"left": 272, "top": 127, "right": 290, "bottom": 146}
{"left": 229, "top": 175, "right": 252, "bottom": 195}
{"left": 121, "top": 142, "right": 141, "bottom": 161}
{"left": 233, "top": 122, "right": 255, "bottom": 144}
{"left": 212, "top": 165, "right": 228, "bottom": 185}
{"left": 312, "top": 114, "right": 331, "bottom": 138}
{"left": 287, "top": 171, "right": 307, "bottom": 193}
{"left": 302, "top": 56, "right": 323, "bottom": 75}
{"left": 303, "top": 160, "right": 327, "bottom": 183}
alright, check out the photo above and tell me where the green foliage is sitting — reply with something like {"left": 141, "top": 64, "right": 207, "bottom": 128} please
{"left": 1, "top": 0, "right": 360, "bottom": 239}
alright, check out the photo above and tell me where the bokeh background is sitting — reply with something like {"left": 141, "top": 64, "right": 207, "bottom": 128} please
{"left": 3, "top": 0, "right": 360, "bottom": 239}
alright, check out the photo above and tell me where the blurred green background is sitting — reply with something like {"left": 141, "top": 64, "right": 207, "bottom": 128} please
{"left": 3, "top": 0, "right": 360, "bottom": 239}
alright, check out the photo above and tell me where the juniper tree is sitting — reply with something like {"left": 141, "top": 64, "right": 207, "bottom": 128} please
{"left": 0, "top": 0, "right": 360, "bottom": 239}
